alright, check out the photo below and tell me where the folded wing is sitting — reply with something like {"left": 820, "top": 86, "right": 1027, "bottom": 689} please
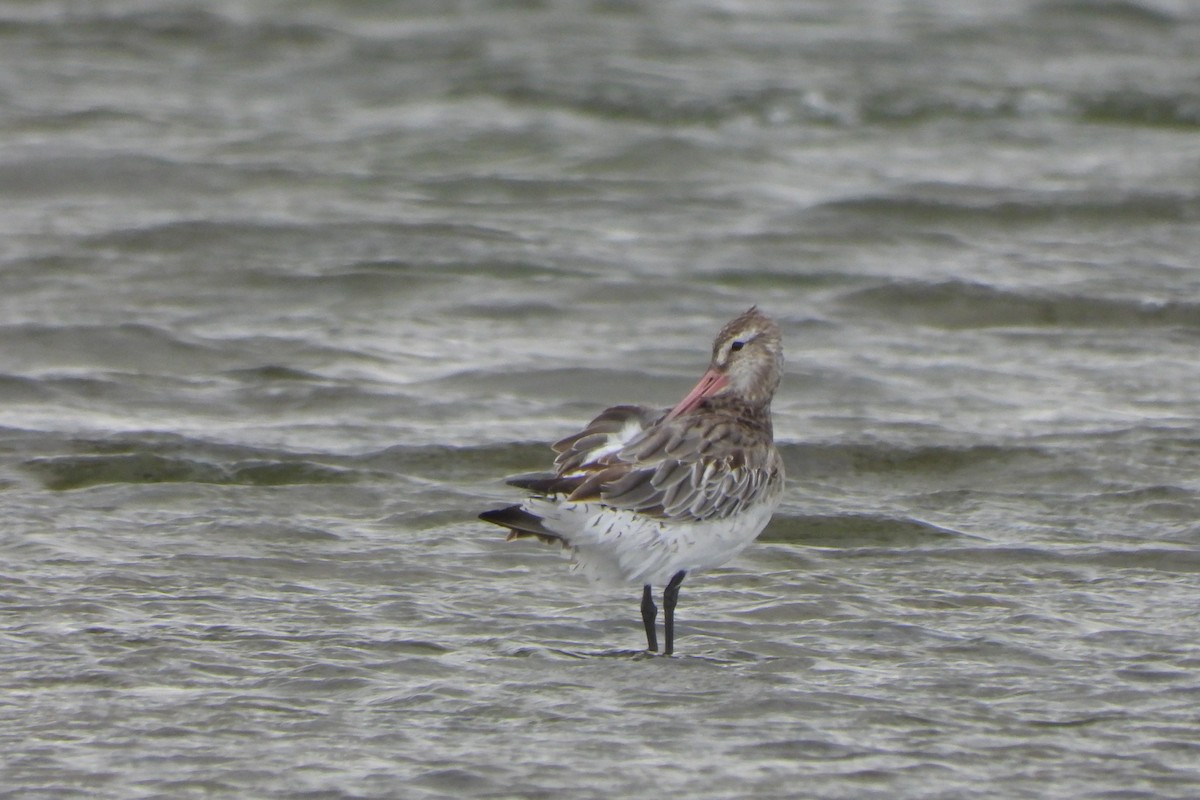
{"left": 507, "top": 403, "right": 781, "bottom": 522}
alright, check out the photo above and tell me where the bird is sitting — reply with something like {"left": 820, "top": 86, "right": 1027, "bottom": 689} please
{"left": 479, "top": 307, "right": 784, "bottom": 656}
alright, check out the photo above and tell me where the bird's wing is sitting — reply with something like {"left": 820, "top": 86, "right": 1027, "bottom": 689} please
{"left": 505, "top": 404, "right": 660, "bottom": 496}
{"left": 510, "top": 404, "right": 781, "bottom": 522}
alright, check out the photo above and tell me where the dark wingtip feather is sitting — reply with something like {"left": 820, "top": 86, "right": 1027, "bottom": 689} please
{"left": 506, "top": 471, "right": 557, "bottom": 491}
{"left": 478, "top": 504, "right": 564, "bottom": 546}
{"left": 506, "top": 471, "right": 585, "bottom": 497}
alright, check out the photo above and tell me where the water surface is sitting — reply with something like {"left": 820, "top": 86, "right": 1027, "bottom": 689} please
{"left": 2, "top": 2, "right": 1199, "bottom": 798}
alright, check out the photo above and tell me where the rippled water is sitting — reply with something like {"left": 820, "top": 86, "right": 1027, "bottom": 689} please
{"left": 3, "top": 1, "right": 1200, "bottom": 798}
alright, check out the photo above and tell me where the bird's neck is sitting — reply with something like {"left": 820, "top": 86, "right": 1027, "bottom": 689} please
{"left": 701, "top": 394, "right": 774, "bottom": 436}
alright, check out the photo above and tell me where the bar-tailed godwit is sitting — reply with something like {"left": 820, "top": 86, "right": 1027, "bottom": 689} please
{"left": 480, "top": 307, "right": 784, "bottom": 655}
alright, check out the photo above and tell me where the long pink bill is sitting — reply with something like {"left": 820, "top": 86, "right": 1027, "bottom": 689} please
{"left": 664, "top": 367, "right": 728, "bottom": 422}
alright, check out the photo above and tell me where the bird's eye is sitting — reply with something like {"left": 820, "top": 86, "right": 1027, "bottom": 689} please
{"left": 730, "top": 340, "right": 745, "bottom": 352}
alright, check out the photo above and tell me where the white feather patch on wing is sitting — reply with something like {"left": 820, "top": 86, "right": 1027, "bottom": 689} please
{"left": 563, "top": 416, "right": 650, "bottom": 477}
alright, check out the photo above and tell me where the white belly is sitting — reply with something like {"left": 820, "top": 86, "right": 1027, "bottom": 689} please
{"left": 525, "top": 497, "right": 780, "bottom": 587}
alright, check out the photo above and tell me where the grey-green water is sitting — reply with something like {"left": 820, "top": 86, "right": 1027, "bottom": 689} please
{"left": 2, "top": 2, "right": 1199, "bottom": 798}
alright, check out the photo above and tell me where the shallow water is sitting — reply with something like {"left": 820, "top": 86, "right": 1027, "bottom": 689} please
{"left": 2, "top": 1, "right": 1200, "bottom": 798}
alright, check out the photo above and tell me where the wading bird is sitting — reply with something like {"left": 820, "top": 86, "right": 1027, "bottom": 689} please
{"left": 480, "top": 307, "right": 784, "bottom": 655}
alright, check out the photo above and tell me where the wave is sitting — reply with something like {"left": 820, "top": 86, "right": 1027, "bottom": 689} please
{"left": 0, "top": 323, "right": 225, "bottom": 374}
{"left": 7, "top": 2, "right": 1196, "bottom": 132}
{"left": 83, "top": 218, "right": 521, "bottom": 260}
{"left": 18, "top": 431, "right": 380, "bottom": 491}
{"left": 1077, "top": 89, "right": 1200, "bottom": 128}
{"left": 779, "top": 440, "right": 1049, "bottom": 478}
{"left": 925, "top": 544, "right": 1200, "bottom": 573}
{"left": 839, "top": 280, "right": 1200, "bottom": 330}
{"left": 1029, "top": 0, "right": 1181, "bottom": 28}
{"left": 761, "top": 512, "right": 965, "bottom": 547}
{"left": 856, "top": 86, "right": 1200, "bottom": 129}
{"left": 0, "top": 154, "right": 238, "bottom": 198}
{"left": 0, "top": 374, "right": 57, "bottom": 403}
{"left": 21, "top": 453, "right": 363, "bottom": 491}
{"left": 15, "top": 433, "right": 558, "bottom": 492}
{"left": 3, "top": 7, "right": 343, "bottom": 56}
{"left": 806, "top": 184, "right": 1200, "bottom": 227}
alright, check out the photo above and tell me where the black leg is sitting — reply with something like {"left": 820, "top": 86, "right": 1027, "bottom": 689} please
{"left": 641, "top": 584, "right": 658, "bottom": 652}
{"left": 662, "top": 570, "right": 686, "bottom": 656}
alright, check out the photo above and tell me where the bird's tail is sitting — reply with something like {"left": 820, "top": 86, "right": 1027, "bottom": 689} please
{"left": 478, "top": 505, "right": 565, "bottom": 546}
